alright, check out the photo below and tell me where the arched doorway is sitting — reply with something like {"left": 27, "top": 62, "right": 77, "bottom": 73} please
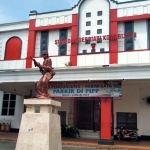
{"left": 5, "top": 37, "right": 22, "bottom": 60}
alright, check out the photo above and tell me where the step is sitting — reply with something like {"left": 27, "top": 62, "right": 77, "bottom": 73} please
{"left": 79, "top": 130, "right": 100, "bottom": 135}
{"left": 79, "top": 130, "right": 100, "bottom": 139}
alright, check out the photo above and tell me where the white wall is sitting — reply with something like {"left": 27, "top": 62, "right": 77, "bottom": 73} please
{"left": 35, "top": 13, "right": 72, "bottom": 27}
{"left": 35, "top": 29, "right": 71, "bottom": 57}
{"left": 0, "top": 60, "right": 26, "bottom": 70}
{"left": 134, "top": 20, "right": 147, "bottom": 50}
{"left": 78, "top": 0, "right": 109, "bottom": 54}
{"left": 48, "top": 30, "right": 59, "bottom": 56}
{"left": 139, "top": 87, "right": 150, "bottom": 135}
{"left": 35, "top": 32, "right": 41, "bottom": 57}
{"left": 118, "top": 20, "right": 147, "bottom": 52}
{"left": 118, "top": 1, "right": 150, "bottom": 17}
{"left": 32, "top": 56, "right": 70, "bottom": 68}
{"left": 67, "top": 29, "right": 71, "bottom": 55}
{"left": 118, "top": 22, "right": 124, "bottom": 51}
{"left": 0, "top": 91, "right": 24, "bottom": 129}
{"left": 0, "top": 30, "right": 28, "bottom": 60}
{"left": 118, "top": 50, "right": 150, "bottom": 64}
{"left": 114, "top": 81, "right": 150, "bottom": 136}
{"left": 55, "top": 97, "right": 74, "bottom": 125}
{"left": 0, "top": 21, "right": 29, "bottom": 32}
{"left": 77, "top": 53, "right": 109, "bottom": 66}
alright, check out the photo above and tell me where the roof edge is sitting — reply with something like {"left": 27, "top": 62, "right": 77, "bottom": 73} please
{"left": 29, "top": 0, "right": 82, "bottom": 16}
{"left": 29, "top": 0, "right": 150, "bottom": 16}
{"left": 110, "top": 0, "right": 150, "bottom": 4}
{"left": 0, "top": 20, "right": 29, "bottom": 26}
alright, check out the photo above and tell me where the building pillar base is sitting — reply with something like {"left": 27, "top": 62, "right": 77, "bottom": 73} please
{"left": 98, "top": 139, "right": 114, "bottom": 145}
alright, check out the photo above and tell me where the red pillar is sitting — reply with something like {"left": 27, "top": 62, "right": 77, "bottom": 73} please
{"left": 110, "top": 9, "right": 118, "bottom": 64}
{"left": 70, "top": 14, "right": 78, "bottom": 66}
{"left": 98, "top": 97, "right": 114, "bottom": 145}
{"left": 26, "top": 19, "right": 36, "bottom": 68}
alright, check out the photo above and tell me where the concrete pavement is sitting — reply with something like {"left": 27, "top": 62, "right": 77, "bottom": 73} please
{"left": 0, "top": 141, "right": 15, "bottom": 150}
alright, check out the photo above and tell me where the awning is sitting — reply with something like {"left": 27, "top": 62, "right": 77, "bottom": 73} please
{"left": 0, "top": 63, "right": 150, "bottom": 95}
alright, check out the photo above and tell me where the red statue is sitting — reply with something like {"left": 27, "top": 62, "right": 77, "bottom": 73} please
{"left": 31, "top": 51, "right": 55, "bottom": 99}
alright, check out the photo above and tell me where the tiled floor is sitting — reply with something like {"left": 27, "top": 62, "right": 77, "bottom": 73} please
{"left": 0, "top": 132, "right": 150, "bottom": 150}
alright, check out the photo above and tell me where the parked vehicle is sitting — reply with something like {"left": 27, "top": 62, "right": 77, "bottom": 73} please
{"left": 61, "top": 124, "right": 80, "bottom": 138}
{"left": 116, "top": 126, "right": 138, "bottom": 142}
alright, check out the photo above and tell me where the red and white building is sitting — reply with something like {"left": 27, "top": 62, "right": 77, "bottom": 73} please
{"left": 0, "top": 0, "right": 150, "bottom": 144}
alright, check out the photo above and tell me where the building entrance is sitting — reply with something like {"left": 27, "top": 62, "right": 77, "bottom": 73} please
{"left": 76, "top": 99, "right": 100, "bottom": 131}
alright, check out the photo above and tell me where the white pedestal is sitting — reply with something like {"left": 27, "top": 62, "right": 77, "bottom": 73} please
{"left": 15, "top": 99, "right": 62, "bottom": 150}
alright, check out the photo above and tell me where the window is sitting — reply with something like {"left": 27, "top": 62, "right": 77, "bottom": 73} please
{"left": 86, "top": 21, "right": 91, "bottom": 26}
{"left": 5, "top": 37, "right": 22, "bottom": 60}
{"left": 58, "top": 111, "right": 66, "bottom": 125}
{"left": 86, "top": 30, "right": 91, "bottom": 35}
{"left": 86, "top": 12, "right": 91, "bottom": 17}
{"left": 124, "top": 22, "right": 134, "bottom": 50}
{"left": 97, "top": 11, "right": 102, "bottom": 16}
{"left": 97, "top": 29, "right": 102, "bottom": 34}
{"left": 40, "top": 31, "right": 49, "bottom": 55}
{"left": 85, "top": 40, "right": 90, "bottom": 44}
{"left": 83, "top": 50, "right": 87, "bottom": 54}
{"left": 117, "top": 112, "right": 137, "bottom": 129}
{"left": 59, "top": 29, "right": 68, "bottom": 55}
{"left": 1, "top": 93, "right": 16, "bottom": 116}
{"left": 97, "top": 20, "right": 102, "bottom": 25}
{"left": 147, "top": 20, "right": 150, "bottom": 48}
{"left": 97, "top": 40, "right": 102, "bottom": 43}
{"left": 100, "top": 48, "right": 105, "bottom": 52}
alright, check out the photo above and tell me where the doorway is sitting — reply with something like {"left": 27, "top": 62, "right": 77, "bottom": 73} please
{"left": 76, "top": 99, "right": 100, "bottom": 131}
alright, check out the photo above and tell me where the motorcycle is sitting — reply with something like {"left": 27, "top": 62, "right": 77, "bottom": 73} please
{"left": 61, "top": 124, "right": 80, "bottom": 138}
{"left": 116, "top": 126, "right": 138, "bottom": 142}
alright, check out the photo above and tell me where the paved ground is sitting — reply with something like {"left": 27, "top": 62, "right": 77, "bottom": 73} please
{"left": 0, "top": 132, "right": 150, "bottom": 150}
{"left": 0, "top": 141, "right": 16, "bottom": 150}
{"left": 0, "top": 141, "right": 115, "bottom": 150}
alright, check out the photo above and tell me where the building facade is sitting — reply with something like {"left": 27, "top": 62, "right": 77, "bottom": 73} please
{"left": 0, "top": 0, "right": 150, "bottom": 144}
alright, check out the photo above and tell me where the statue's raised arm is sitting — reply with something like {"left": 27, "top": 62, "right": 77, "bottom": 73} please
{"left": 30, "top": 56, "right": 44, "bottom": 73}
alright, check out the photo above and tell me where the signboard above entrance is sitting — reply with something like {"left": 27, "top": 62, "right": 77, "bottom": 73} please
{"left": 55, "top": 32, "right": 137, "bottom": 45}
{"left": 48, "top": 82, "right": 122, "bottom": 98}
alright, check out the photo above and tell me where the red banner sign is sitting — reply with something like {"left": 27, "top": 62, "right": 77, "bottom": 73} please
{"left": 55, "top": 32, "right": 137, "bottom": 45}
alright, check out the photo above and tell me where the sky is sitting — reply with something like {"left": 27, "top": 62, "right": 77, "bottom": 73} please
{"left": 0, "top": 0, "right": 79, "bottom": 24}
{"left": 0, "top": 0, "right": 134, "bottom": 24}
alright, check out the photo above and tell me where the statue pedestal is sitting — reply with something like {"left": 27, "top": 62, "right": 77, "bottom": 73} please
{"left": 15, "top": 99, "right": 62, "bottom": 150}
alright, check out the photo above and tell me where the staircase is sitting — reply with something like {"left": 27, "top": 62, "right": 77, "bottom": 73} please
{"left": 79, "top": 130, "right": 100, "bottom": 139}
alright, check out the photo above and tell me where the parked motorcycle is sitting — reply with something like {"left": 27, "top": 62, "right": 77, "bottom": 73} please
{"left": 61, "top": 124, "right": 80, "bottom": 138}
{"left": 116, "top": 126, "right": 138, "bottom": 142}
